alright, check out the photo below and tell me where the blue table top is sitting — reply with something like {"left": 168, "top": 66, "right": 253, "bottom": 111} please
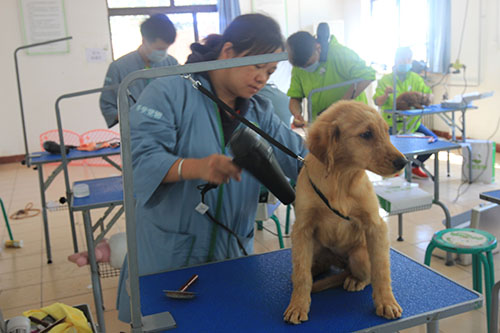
{"left": 71, "top": 176, "right": 123, "bottom": 210}
{"left": 390, "top": 135, "right": 461, "bottom": 156}
{"left": 383, "top": 104, "right": 477, "bottom": 116}
{"left": 139, "top": 249, "right": 480, "bottom": 332}
{"left": 29, "top": 147, "right": 121, "bottom": 165}
{"left": 480, "top": 190, "right": 500, "bottom": 205}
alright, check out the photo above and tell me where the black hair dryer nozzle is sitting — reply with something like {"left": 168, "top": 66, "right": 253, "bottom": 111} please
{"left": 228, "top": 127, "right": 295, "bottom": 205}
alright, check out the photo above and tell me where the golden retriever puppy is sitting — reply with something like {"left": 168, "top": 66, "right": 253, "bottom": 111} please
{"left": 283, "top": 101, "right": 407, "bottom": 324}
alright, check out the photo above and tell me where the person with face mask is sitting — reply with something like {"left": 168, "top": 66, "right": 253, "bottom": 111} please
{"left": 115, "top": 13, "right": 307, "bottom": 323}
{"left": 286, "top": 24, "right": 376, "bottom": 126}
{"left": 374, "top": 47, "right": 436, "bottom": 179}
{"left": 99, "top": 14, "right": 178, "bottom": 128}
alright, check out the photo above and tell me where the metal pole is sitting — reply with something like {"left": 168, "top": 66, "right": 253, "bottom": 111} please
{"left": 306, "top": 78, "right": 365, "bottom": 122}
{"left": 392, "top": 66, "right": 398, "bottom": 134}
{"left": 14, "top": 36, "right": 72, "bottom": 167}
{"left": 117, "top": 53, "right": 288, "bottom": 332}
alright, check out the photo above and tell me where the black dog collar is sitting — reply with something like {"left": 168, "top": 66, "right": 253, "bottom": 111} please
{"left": 308, "top": 177, "right": 351, "bottom": 221}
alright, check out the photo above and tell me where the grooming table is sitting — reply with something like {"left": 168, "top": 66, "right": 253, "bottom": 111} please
{"left": 71, "top": 175, "right": 124, "bottom": 333}
{"left": 385, "top": 104, "right": 479, "bottom": 181}
{"left": 479, "top": 190, "right": 500, "bottom": 333}
{"left": 384, "top": 104, "right": 477, "bottom": 142}
{"left": 389, "top": 137, "right": 460, "bottom": 264}
{"left": 139, "top": 248, "right": 481, "bottom": 332}
{"left": 29, "top": 147, "right": 121, "bottom": 264}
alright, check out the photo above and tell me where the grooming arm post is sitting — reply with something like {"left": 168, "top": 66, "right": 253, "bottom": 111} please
{"left": 306, "top": 78, "right": 366, "bottom": 122}
{"left": 14, "top": 36, "right": 72, "bottom": 167}
{"left": 118, "top": 52, "right": 288, "bottom": 332}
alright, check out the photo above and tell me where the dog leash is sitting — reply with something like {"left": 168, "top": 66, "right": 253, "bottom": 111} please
{"left": 307, "top": 177, "right": 351, "bottom": 221}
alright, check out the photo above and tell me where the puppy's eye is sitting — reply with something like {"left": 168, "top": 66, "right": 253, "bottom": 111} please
{"left": 360, "top": 130, "right": 373, "bottom": 140}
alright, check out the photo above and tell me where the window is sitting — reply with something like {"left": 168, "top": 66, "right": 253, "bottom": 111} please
{"left": 358, "top": 0, "right": 429, "bottom": 73}
{"left": 107, "top": 0, "right": 219, "bottom": 63}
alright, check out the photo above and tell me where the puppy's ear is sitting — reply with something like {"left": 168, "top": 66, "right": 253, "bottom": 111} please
{"left": 307, "top": 120, "right": 339, "bottom": 173}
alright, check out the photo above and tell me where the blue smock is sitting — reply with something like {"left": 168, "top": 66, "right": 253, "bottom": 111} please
{"left": 99, "top": 50, "right": 178, "bottom": 128}
{"left": 117, "top": 74, "right": 307, "bottom": 322}
{"left": 257, "top": 84, "right": 292, "bottom": 127}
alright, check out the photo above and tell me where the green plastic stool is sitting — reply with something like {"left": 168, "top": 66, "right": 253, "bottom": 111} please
{"left": 425, "top": 228, "right": 497, "bottom": 331}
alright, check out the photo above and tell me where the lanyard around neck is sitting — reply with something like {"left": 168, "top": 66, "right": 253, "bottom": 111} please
{"left": 182, "top": 74, "right": 304, "bottom": 163}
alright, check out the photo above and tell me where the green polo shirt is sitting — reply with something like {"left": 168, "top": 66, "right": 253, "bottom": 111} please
{"left": 373, "top": 71, "right": 432, "bottom": 133}
{"left": 287, "top": 35, "right": 376, "bottom": 121}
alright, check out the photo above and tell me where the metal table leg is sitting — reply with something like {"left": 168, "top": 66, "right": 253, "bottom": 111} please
{"left": 427, "top": 319, "right": 439, "bottom": 333}
{"left": 82, "top": 210, "right": 106, "bottom": 332}
{"left": 397, "top": 213, "right": 404, "bottom": 241}
{"left": 433, "top": 152, "right": 454, "bottom": 266}
{"left": 37, "top": 166, "right": 52, "bottom": 264}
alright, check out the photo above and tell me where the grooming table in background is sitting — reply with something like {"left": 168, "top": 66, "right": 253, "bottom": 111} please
{"left": 29, "top": 147, "right": 121, "bottom": 264}
{"left": 384, "top": 104, "right": 477, "bottom": 142}
{"left": 481, "top": 190, "right": 500, "bottom": 333}
{"left": 71, "top": 176, "right": 124, "bottom": 333}
{"left": 384, "top": 104, "right": 481, "bottom": 181}
{"left": 389, "top": 136, "right": 460, "bottom": 264}
{"left": 139, "top": 248, "right": 481, "bottom": 332}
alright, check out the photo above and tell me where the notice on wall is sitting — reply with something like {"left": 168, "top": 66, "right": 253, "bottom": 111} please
{"left": 18, "top": 0, "right": 69, "bottom": 54}
{"left": 85, "top": 48, "right": 107, "bottom": 63}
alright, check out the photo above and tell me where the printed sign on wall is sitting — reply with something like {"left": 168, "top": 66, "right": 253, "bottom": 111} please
{"left": 19, "top": 0, "right": 69, "bottom": 54}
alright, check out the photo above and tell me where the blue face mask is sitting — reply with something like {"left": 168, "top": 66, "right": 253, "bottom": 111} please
{"left": 148, "top": 49, "right": 168, "bottom": 63}
{"left": 397, "top": 63, "right": 412, "bottom": 73}
{"left": 303, "top": 61, "right": 320, "bottom": 73}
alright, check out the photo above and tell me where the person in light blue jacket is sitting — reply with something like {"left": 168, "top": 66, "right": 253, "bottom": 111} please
{"left": 116, "top": 13, "right": 307, "bottom": 323}
{"left": 99, "top": 14, "right": 178, "bottom": 128}
{"left": 258, "top": 84, "right": 293, "bottom": 127}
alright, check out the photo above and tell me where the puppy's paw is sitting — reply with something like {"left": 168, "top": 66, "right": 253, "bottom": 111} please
{"left": 375, "top": 295, "right": 403, "bottom": 319}
{"left": 283, "top": 300, "right": 310, "bottom": 324}
{"left": 343, "top": 276, "right": 369, "bottom": 292}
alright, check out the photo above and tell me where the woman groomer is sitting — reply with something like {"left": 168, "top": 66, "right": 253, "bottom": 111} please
{"left": 117, "top": 14, "right": 307, "bottom": 322}
{"left": 286, "top": 24, "right": 376, "bottom": 126}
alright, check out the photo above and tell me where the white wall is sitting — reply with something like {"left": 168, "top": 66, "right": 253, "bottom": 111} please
{"left": 1, "top": 0, "right": 111, "bottom": 158}
{"left": 3, "top": 0, "right": 499, "bottom": 158}
{"left": 432, "top": 0, "right": 500, "bottom": 144}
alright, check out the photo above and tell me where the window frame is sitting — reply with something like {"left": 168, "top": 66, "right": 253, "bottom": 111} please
{"left": 106, "top": 1, "right": 218, "bottom": 59}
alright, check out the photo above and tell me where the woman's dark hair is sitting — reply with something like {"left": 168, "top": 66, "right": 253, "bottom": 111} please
{"left": 141, "top": 14, "right": 176, "bottom": 44}
{"left": 186, "top": 13, "right": 284, "bottom": 64}
{"left": 286, "top": 31, "right": 316, "bottom": 67}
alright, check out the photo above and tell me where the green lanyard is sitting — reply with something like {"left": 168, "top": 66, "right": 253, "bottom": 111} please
{"left": 207, "top": 103, "right": 225, "bottom": 262}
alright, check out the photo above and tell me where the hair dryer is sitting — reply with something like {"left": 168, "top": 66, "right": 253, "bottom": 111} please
{"left": 43, "top": 140, "right": 75, "bottom": 155}
{"left": 228, "top": 127, "right": 295, "bottom": 205}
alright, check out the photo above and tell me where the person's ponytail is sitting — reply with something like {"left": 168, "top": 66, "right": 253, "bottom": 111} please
{"left": 186, "top": 34, "right": 224, "bottom": 64}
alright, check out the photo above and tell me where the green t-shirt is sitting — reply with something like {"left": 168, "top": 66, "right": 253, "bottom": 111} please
{"left": 373, "top": 71, "right": 432, "bottom": 133}
{"left": 287, "top": 35, "right": 376, "bottom": 121}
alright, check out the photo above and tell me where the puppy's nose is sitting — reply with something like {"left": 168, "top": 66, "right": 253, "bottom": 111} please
{"left": 392, "top": 157, "right": 408, "bottom": 170}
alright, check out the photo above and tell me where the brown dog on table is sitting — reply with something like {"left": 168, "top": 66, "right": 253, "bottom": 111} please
{"left": 284, "top": 101, "right": 407, "bottom": 324}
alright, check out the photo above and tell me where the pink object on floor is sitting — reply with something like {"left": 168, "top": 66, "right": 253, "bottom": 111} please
{"left": 67, "top": 239, "right": 111, "bottom": 267}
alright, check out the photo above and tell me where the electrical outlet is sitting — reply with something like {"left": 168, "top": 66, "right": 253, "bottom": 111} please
{"left": 449, "top": 60, "right": 465, "bottom": 74}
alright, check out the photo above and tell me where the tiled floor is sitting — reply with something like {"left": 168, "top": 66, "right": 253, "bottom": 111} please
{"left": 1, "top": 151, "right": 499, "bottom": 332}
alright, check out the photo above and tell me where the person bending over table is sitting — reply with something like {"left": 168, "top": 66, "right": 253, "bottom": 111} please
{"left": 286, "top": 23, "right": 376, "bottom": 127}
{"left": 99, "top": 14, "right": 178, "bottom": 128}
{"left": 116, "top": 13, "right": 308, "bottom": 323}
{"left": 373, "top": 47, "right": 437, "bottom": 179}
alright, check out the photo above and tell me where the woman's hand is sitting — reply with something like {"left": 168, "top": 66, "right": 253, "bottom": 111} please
{"left": 163, "top": 155, "right": 242, "bottom": 184}
{"left": 199, "top": 154, "right": 242, "bottom": 184}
